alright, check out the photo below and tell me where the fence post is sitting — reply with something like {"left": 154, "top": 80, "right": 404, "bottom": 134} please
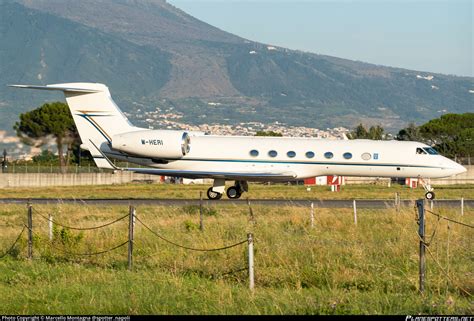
{"left": 310, "top": 202, "right": 314, "bottom": 228}
{"left": 49, "top": 214, "right": 53, "bottom": 241}
{"left": 248, "top": 233, "right": 254, "bottom": 291}
{"left": 461, "top": 197, "right": 464, "bottom": 216}
{"left": 27, "top": 201, "right": 33, "bottom": 260}
{"left": 199, "top": 191, "right": 204, "bottom": 231}
{"left": 247, "top": 198, "right": 256, "bottom": 224}
{"left": 416, "top": 199, "right": 425, "bottom": 294}
{"left": 395, "top": 192, "right": 401, "bottom": 213}
{"left": 353, "top": 200, "right": 357, "bottom": 225}
{"left": 128, "top": 205, "right": 135, "bottom": 271}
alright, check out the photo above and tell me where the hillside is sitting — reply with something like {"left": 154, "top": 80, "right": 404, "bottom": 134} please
{"left": 0, "top": 0, "right": 472, "bottom": 137}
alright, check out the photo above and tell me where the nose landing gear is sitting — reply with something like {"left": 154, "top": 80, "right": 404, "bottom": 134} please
{"left": 418, "top": 177, "right": 436, "bottom": 200}
{"left": 425, "top": 191, "right": 435, "bottom": 200}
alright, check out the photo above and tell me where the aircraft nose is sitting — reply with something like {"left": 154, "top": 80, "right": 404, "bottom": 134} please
{"left": 449, "top": 160, "right": 467, "bottom": 175}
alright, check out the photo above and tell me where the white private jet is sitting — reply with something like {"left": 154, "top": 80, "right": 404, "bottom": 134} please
{"left": 10, "top": 83, "right": 466, "bottom": 200}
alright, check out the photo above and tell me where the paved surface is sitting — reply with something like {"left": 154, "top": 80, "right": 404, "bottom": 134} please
{"left": 0, "top": 198, "right": 472, "bottom": 208}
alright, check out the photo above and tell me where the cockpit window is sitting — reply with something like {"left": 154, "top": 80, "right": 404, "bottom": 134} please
{"left": 416, "top": 148, "right": 427, "bottom": 155}
{"left": 425, "top": 147, "right": 439, "bottom": 155}
{"left": 416, "top": 147, "right": 439, "bottom": 155}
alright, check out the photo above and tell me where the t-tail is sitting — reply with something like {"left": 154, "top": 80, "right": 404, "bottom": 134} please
{"left": 9, "top": 83, "right": 143, "bottom": 169}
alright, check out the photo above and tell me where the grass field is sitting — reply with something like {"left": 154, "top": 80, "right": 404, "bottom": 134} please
{"left": 1, "top": 182, "right": 473, "bottom": 200}
{"left": 0, "top": 197, "right": 473, "bottom": 314}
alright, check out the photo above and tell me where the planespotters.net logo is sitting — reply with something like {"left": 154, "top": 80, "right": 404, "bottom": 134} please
{"left": 406, "top": 317, "right": 473, "bottom": 321}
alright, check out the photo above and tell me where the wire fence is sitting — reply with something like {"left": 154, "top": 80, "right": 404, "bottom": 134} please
{"left": 415, "top": 200, "right": 473, "bottom": 297}
{"left": 135, "top": 215, "right": 247, "bottom": 252}
{"left": 0, "top": 198, "right": 471, "bottom": 294}
{"left": 0, "top": 202, "right": 254, "bottom": 289}
{"left": 33, "top": 208, "right": 129, "bottom": 231}
{"left": 0, "top": 226, "right": 25, "bottom": 259}
{"left": 2, "top": 161, "right": 148, "bottom": 174}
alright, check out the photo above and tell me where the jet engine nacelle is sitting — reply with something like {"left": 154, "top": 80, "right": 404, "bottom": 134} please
{"left": 112, "top": 130, "right": 191, "bottom": 159}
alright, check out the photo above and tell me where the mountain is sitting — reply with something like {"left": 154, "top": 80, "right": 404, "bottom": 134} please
{"left": 1, "top": 0, "right": 473, "bottom": 137}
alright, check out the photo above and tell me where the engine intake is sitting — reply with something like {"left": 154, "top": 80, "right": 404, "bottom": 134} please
{"left": 112, "top": 130, "right": 190, "bottom": 159}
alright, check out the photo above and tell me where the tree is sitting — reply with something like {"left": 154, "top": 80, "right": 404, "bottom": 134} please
{"left": 14, "top": 102, "right": 79, "bottom": 172}
{"left": 396, "top": 113, "right": 474, "bottom": 158}
{"left": 255, "top": 130, "right": 283, "bottom": 137}
{"left": 396, "top": 122, "right": 422, "bottom": 141}
{"left": 418, "top": 113, "right": 474, "bottom": 158}
{"left": 348, "top": 123, "right": 385, "bottom": 140}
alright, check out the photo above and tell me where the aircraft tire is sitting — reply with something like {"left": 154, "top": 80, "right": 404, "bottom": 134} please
{"left": 207, "top": 187, "right": 222, "bottom": 200}
{"left": 425, "top": 191, "right": 435, "bottom": 200}
{"left": 226, "top": 186, "right": 242, "bottom": 199}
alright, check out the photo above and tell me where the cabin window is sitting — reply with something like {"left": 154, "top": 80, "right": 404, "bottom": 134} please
{"left": 268, "top": 150, "right": 278, "bottom": 157}
{"left": 305, "top": 151, "right": 315, "bottom": 159}
{"left": 250, "top": 150, "right": 259, "bottom": 157}
{"left": 416, "top": 148, "right": 427, "bottom": 155}
{"left": 343, "top": 152, "right": 352, "bottom": 159}
{"left": 361, "top": 152, "right": 371, "bottom": 161}
{"left": 287, "top": 151, "right": 296, "bottom": 158}
{"left": 324, "top": 152, "right": 334, "bottom": 159}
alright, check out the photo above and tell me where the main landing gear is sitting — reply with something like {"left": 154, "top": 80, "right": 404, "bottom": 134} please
{"left": 206, "top": 180, "right": 248, "bottom": 200}
{"left": 418, "top": 177, "right": 435, "bottom": 200}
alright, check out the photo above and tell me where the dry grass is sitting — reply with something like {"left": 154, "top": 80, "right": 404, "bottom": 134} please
{"left": 0, "top": 183, "right": 473, "bottom": 200}
{"left": 0, "top": 201, "right": 472, "bottom": 314}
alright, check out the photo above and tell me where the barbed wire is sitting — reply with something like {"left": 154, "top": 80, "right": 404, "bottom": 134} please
{"left": 415, "top": 232, "right": 472, "bottom": 297}
{"left": 0, "top": 226, "right": 25, "bottom": 259}
{"left": 32, "top": 207, "right": 129, "bottom": 231}
{"left": 425, "top": 209, "right": 474, "bottom": 229}
{"left": 425, "top": 215, "right": 442, "bottom": 247}
{"left": 135, "top": 216, "right": 247, "bottom": 252}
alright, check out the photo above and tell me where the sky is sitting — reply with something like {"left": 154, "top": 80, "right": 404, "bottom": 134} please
{"left": 169, "top": 0, "right": 473, "bottom": 77}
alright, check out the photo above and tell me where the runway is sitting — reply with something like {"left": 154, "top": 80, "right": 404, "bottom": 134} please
{"left": 0, "top": 198, "right": 471, "bottom": 208}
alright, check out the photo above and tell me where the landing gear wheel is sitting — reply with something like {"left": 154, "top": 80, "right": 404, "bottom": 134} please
{"left": 425, "top": 191, "right": 435, "bottom": 200}
{"left": 226, "top": 186, "right": 242, "bottom": 199}
{"left": 207, "top": 187, "right": 222, "bottom": 200}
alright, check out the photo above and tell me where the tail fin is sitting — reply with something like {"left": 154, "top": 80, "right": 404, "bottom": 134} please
{"left": 9, "top": 83, "right": 143, "bottom": 169}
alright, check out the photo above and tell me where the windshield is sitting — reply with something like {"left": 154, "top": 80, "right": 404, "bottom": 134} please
{"left": 424, "top": 147, "right": 439, "bottom": 155}
{"left": 416, "top": 148, "right": 427, "bottom": 155}
{"left": 416, "top": 147, "right": 439, "bottom": 155}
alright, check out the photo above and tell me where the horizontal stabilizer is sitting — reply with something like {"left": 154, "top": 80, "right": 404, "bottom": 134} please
{"left": 8, "top": 84, "right": 101, "bottom": 93}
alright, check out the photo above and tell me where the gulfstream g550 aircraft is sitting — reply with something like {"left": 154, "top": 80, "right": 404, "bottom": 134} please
{"left": 10, "top": 83, "right": 466, "bottom": 200}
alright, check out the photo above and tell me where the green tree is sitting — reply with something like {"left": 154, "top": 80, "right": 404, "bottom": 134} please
{"left": 32, "top": 150, "right": 58, "bottom": 164}
{"left": 418, "top": 113, "right": 474, "bottom": 158}
{"left": 348, "top": 124, "right": 385, "bottom": 140}
{"left": 255, "top": 130, "right": 283, "bottom": 137}
{"left": 396, "top": 122, "right": 423, "bottom": 141}
{"left": 14, "top": 102, "right": 79, "bottom": 172}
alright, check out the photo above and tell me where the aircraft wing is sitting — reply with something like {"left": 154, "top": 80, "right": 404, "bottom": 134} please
{"left": 124, "top": 167, "right": 297, "bottom": 181}
{"left": 89, "top": 139, "right": 297, "bottom": 181}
